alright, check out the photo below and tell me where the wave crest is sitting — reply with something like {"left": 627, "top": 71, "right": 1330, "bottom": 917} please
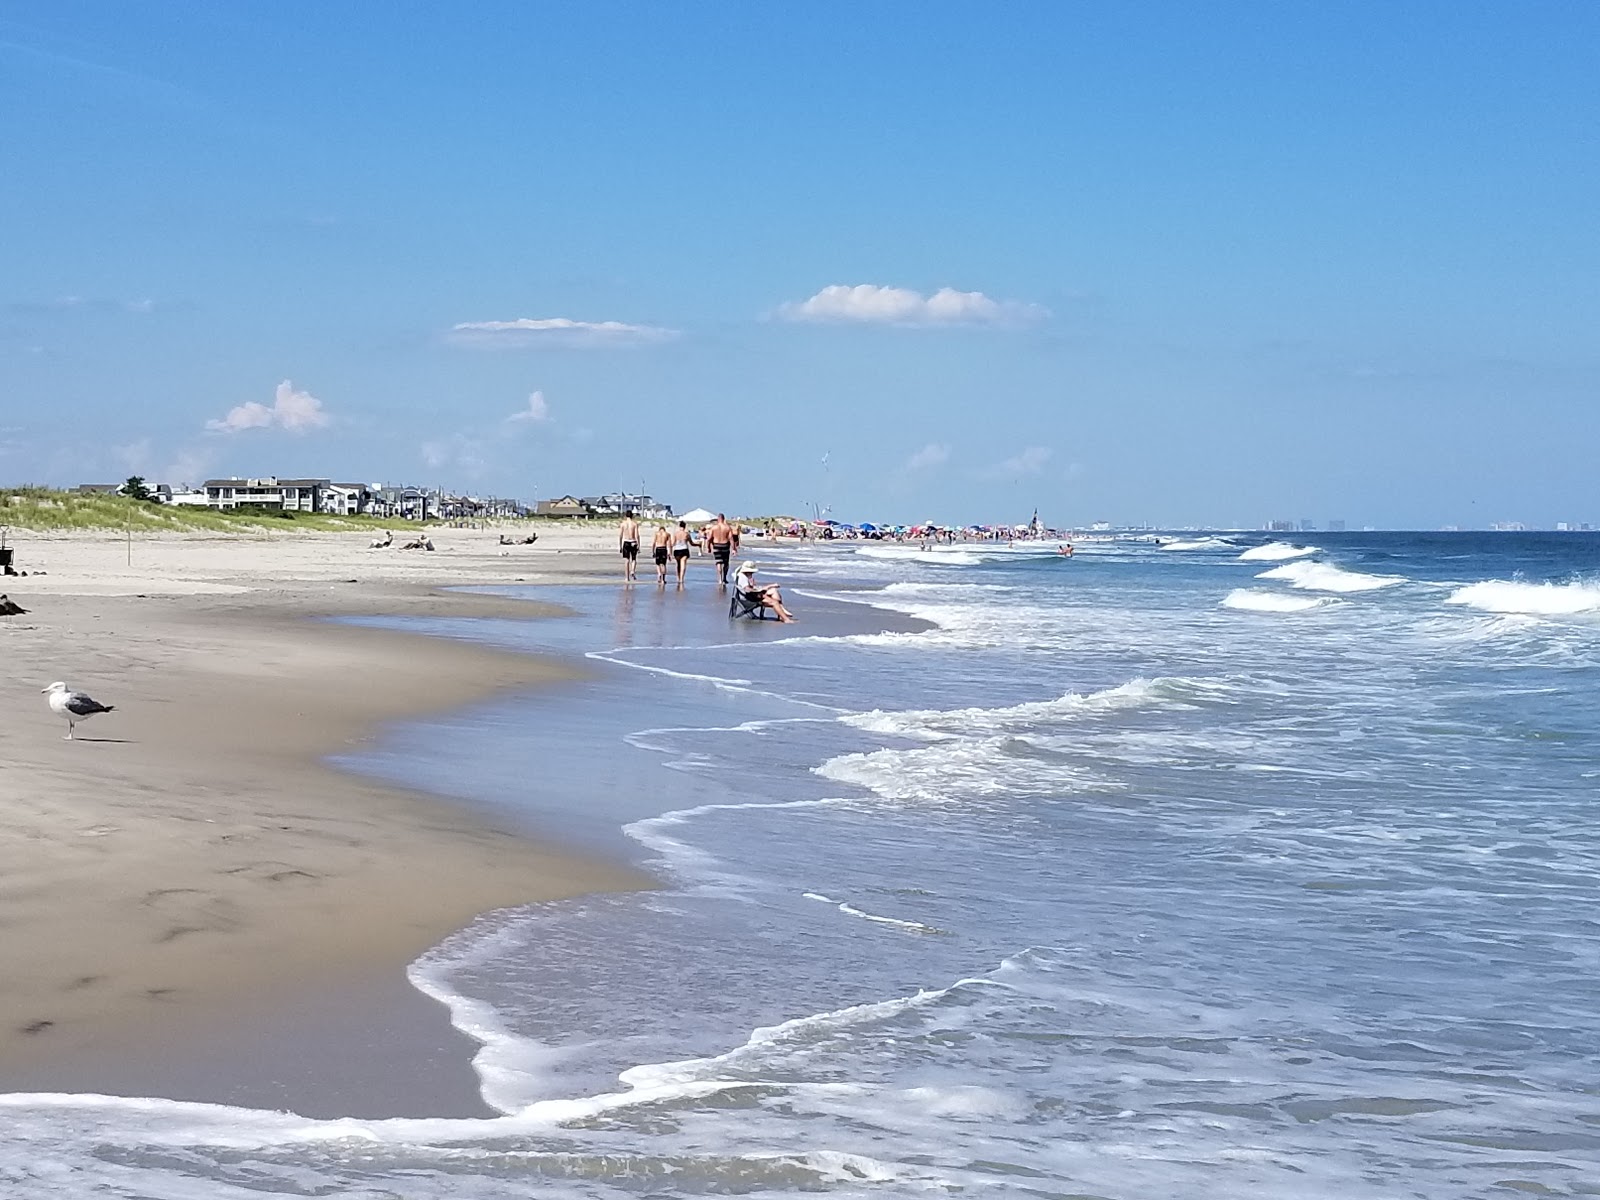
{"left": 1161, "top": 537, "right": 1233, "bottom": 552}
{"left": 1256, "top": 560, "right": 1404, "bottom": 593}
{"left": 1239, "top": 542, "right": 1319, "bottom": 562}
{"left": 843, "top": 677, "right": 1225, "bottom": 740}
{"left": 1221, "top": 588, "right": 1334, "bottom": 613}
{"left": 1445, "top": 579, "right": 1600, "bottom": 616}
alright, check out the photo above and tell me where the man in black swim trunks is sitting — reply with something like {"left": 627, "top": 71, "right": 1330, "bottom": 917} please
{"left": 618, "top": 510, "right": 640, "bottom": 582}
{"left": 705, "top": 513, "right": 739, "bottom": 585}
{"left": 651, "top": 522, "right": 671, "bottom": 586}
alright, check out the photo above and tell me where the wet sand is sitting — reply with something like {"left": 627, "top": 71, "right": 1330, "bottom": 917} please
{"left": 0, "top": 524, "right": 649, "bottom": 1114}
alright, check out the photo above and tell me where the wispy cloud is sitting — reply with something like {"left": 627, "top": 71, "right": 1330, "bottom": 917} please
{"left": 904, "top": 442, "right": 951, "bottom": 471}
{"left": 112, "top": 438, "right": 154, "bottom": 473}
{"left": 5, "top": 295, "right": 160, "bottom": 315}
{"left": 994, "top": 446, "right": 1053, "bottom": 477}
{"left": 507, "top": 390, "right": 551, "bottom": 424}
{"left": 421, "top": 433, "right": 487, "bottom": 476}
{"left": 447, "top": 317, "right": 678, "bottom": 349}
{"left": 163, "top": 445, "right": 215, "bottom": 486}
{"left": 777, "top": 284, "right": 1047, "bottom": 328}
{"left": 205, "top": 380, "right": 331, "bottom": 435}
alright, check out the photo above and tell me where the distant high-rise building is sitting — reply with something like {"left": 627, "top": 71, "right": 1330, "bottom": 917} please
{"left": 1327, "top": 519, "right": 1346, "bottom": 532}
{"left": 1267, "top": 519, "right": 1295, "bottom": 532}
{"left": 1299, "top": 519, "right": 1316, "bottom": 532}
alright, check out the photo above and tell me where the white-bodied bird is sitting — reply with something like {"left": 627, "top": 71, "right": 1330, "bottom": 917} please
{"left": 42, "top": 681, "right": 115, "bottom": 740}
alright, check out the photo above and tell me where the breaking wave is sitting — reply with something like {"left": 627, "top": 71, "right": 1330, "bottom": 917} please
{"left": 1256, "top": 560, "right": 1405, "bottom": 593}
{"left": 1221, "top": 588, "right": 1334, "bottom": 613}
{"left": 1239, "top": 542, "right": 1319, "bottom": 562}
{"left": 1161, "top": 537, "right": 1233, "bottom": 552}
{"left": 842, "top": 677, "right": 1227, "bottom": 740}
{"left": 1445, "top": 578, "right": 1600, "bottom": 616}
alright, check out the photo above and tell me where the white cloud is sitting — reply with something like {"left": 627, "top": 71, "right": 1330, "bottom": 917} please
{"left": 904, "top": 442, "right": 951, "bottom": 471}
{"left": 447, "top": 317, "right": 678, "bottom": 349}
{"left": 421, "top": 433, "right": 487, "bottom": 476}
{"left": 777, "top": 284, "right": 1047, "bottom": 327}
{"left": 206, "top": 380, "right": 331, "bottom": 435}
{"left": 507, "top": 390, "right": 551, "bottom": 423}
{"left": 113, "top": 438, "right": 154, "bottom": 473}
{"left": 996, "top": 446, "right": 1053, "bottom": 476}
{"left": 162, "top": 445, "right": 215, "bottom": 486}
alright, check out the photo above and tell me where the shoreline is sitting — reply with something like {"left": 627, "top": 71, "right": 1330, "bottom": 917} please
{"left": 0, "top": 526, "right": 653, "bottom": 1116}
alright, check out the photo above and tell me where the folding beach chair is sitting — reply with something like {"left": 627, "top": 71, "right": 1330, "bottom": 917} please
{"left": 729, "top": 588, "right": 774, "bottom": 620}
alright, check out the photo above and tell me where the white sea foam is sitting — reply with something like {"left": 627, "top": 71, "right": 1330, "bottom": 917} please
{"left": 615, "top": 974, "right": 994, "bottom": 1092}
{"left": 589, "top": 651, "right": 844, "bottom": 712}
{"left": 1161, "top": 537, "right": 1233, "bottom": 551}
{"left": 1256, "top": 560, "right": 1405, "bottom": 593}
{"left": 625, "top": 798, "right": 840, "bottom": 888}
{"left": 843, "top": 677, "right": 1224, "bottom": 740}
{"left": 856, "top": 545, "right": 985, "bottom": 566}
{"left": 1445, "top": 578, "right": 1600, "bottom": 616}
{"left": 802, "top": 892, "right": 946, "bottom": 934}
{"left": 1239, "top": 541, "right": 1319, "bottom": 561}
{"left": 1221, "top": 588, "right": 1334, "bottom": 613}
{"left": 818, "top": 737, "right": 1106, "bottom": 805}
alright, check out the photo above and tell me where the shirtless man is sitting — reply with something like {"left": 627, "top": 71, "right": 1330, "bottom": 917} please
{"left": 705, "top": 513, "right": 740, "bottom": 585}
{"left": 618, "top": 510, "right": 640, "bottom": 582}
{"left": 669, "top": 520, "right": 695, "bottom": 588}
{"left": 651, "top": 522, "right": 672, "bottom": 586}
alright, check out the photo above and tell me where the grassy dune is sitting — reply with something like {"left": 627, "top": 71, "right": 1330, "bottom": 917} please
{"left": 0, "top": 487, "right": 417, "bottom": 534}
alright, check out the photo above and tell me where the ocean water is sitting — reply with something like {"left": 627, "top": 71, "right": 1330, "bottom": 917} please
{"left": 6, "top": 532, "right": 1600, "bottom": 1198}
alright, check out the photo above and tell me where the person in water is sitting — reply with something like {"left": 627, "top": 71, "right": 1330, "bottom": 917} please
{"left": 651, "top": 522, "right": 672, "bottom": 586}
{"left": 705, "top": 513, "right": 739, "bottom": 585}
{"left": 670, "top": 520, "right": 696, "bottom": 588}
{"left": 734, "top": 562, "right": 795, "bottom": 622}
{"left": 618, "top": 510, "right": 640, "bottom": 582}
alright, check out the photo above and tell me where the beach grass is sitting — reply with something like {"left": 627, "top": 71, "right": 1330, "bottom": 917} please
{"left": 0, "top": 487, "right": 418, "bottom": 534}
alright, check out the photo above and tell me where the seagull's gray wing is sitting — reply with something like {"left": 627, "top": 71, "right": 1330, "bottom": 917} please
{"left": 63, "top": 693, "right": 113, "bottom": 716}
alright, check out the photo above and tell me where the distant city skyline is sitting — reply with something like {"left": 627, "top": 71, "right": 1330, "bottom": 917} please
{"left": 3, "top": 4, "right": 1597, "bottom": 529}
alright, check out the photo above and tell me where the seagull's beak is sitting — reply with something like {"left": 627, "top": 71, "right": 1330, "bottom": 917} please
{"left": 39, "top": 686, "right": 49, "bottom": 693}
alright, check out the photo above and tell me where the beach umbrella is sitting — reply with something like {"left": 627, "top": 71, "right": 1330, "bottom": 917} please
{"left": 679, "top": 507, "right": 716, "bottom": 523}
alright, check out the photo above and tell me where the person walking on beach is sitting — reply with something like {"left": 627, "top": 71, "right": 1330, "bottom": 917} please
{"left": 670, "top": 520, "right": 695, "bottom": 588}
{"left": 618, "top": 510, "right": 640, "bottom": 583}
{"left": 706, "top": 513, "right": 739, "bottom": 585}
{"left": 651, "top": 522, "right": 672, "bottom": 586}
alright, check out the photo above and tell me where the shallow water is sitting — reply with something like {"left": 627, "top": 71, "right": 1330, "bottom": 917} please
{"left": 5, "top": 532, "right": 1600, "bottom": 1198}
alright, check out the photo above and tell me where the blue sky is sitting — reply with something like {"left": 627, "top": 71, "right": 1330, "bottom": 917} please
{"left": 2, "top": 3, "right": 1596, "bottom": 528}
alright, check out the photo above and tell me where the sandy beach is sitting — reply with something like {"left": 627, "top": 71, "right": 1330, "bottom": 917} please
{"left": 0, "top": 522, "right": 650, "bottom": 1114}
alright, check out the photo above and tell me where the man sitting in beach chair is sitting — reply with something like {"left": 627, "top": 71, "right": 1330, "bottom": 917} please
{"left": 729, "top": 562, "right": 795, "bottom": 622}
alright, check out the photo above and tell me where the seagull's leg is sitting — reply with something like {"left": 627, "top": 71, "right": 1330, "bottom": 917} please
{"left": 65, "top": 719, "right": 74, "bottom": 741}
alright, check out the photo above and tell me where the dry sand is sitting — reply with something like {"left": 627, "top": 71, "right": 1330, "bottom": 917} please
{"left": 0, "top": 522, "right": 650, "bottom": 1113}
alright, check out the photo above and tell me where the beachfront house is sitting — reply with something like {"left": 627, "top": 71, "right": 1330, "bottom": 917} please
{"left": 535, "top": 495, "right": 591, "bottom": 518}
{"left": 320, "top": 483, "right": 381, "bottom": 516}
{"left": 204, "top": 477, "right": 329, "bottom": 511}
{"left": 156, "top": 484, "right": 210, "bottom": 506}
{"left": 202, "top": 477, "right": 385, "bottom": 515}
{"left": 581, "top": 492, "right": 674, "bottom": 520}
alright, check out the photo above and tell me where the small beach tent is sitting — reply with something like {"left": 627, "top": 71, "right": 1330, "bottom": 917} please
{"left": 679, "top": 507, "right": 717, "bottom": 523}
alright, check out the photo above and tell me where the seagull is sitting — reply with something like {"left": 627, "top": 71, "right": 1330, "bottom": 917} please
{"left": 42, "top": 681, "right": 115, "bottom": 740}
{"left": 0, "top": 594, "right": 26, "bottom": 617}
